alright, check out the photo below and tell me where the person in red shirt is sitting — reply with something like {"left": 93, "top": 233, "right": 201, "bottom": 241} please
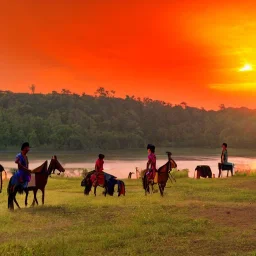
{"left": 146, "top": 144, "right": 156, "bottom": 180}
{"left": 92, "top": 154, "right": 105, "bottom": 186}
{"left": 95, "top": 154, "right": 105, "bottom": 172}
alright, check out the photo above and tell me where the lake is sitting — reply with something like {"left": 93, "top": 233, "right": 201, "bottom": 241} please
{"left": 1, "top": 150, "right": 255, "bottom": 179}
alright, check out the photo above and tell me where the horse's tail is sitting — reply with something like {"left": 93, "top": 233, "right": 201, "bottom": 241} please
{"left": 7, "top": 176, "right": 13, "bottom": 196}
{"left": 142, "top": 173, "right": 148, "bottom": 191}
{"left": 7, "top": 177, "right": 14, "bottom": 210}
{"left": 7, "top": 176, "right": 23, "bottom": 195}
{"left": 0, "top": 171, "right": 2, "bottom": 194}
{"left": 117, "top": 180, "right": 125, "bottom": 196}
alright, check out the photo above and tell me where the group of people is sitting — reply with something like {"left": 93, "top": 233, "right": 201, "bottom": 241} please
{"left": 12, "top": 141, "right": 233, "bottom": 190}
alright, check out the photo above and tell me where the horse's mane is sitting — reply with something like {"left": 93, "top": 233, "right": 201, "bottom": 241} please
{"left": 158, "top": 162, "right": 169, "bottom": 173}
{"left": 31, "top": 161, "right": 48, "bottom": 173}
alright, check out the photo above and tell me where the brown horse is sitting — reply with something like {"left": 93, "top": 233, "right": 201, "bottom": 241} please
{"left": 7, "top": 156, "right": 65, "bottom": 210}
{"left": 142, "top": 159, "right": 177, "bottom": 196}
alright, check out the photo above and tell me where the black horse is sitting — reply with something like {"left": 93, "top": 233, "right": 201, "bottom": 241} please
{"left": 81, "top": 171, "right": 125, "bottom": 197}
{"left": 142, "top": 158, "right": 177, "bottom": 196}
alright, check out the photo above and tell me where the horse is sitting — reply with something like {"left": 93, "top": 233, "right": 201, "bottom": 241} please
{"left": 0, "top": 164, "right": 6, "bottom": 194}
{"left": 142, "top": 158, "right": 177, "bottom": 196}
{"left": 81, "top": 171, "right": 125, "bottom": 197}
{"left": 195, "top": 165, "right": 212, "bottom": 179}
{"left": 7, "top": 156, "right": 65, "bottom": 210}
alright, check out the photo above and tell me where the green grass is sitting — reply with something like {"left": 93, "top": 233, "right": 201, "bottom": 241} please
{"left": 0, "top": 176, "right": 256, "bottom": 256}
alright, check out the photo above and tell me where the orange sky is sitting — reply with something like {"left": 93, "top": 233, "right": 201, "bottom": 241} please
{"left": 1, "top": 0, "right": 256, "bottom": 109}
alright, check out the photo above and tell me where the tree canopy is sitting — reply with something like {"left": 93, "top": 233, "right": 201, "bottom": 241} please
{"left": 0, "top": 89, "right": 255, "bottom": 150}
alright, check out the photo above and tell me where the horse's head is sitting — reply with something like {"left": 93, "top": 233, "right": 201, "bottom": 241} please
{"left": 170, "top": 159, "right": 177, "bottom": 169}
{"left": 48, "top": 156, "right": 65, "bottom": 175}
{"left": 82, "top": 172, "right": 94, "bottom": 195}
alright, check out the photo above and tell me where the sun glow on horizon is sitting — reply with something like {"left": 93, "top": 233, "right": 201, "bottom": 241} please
{"left": 239, "top": 64, "right": 253, "bottom": 72}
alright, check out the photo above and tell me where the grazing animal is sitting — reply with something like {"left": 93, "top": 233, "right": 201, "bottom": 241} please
{"left": 195, "top": 165, "right": 212, "bottom": 179}
{"left": 142, "top": 159, "right": 177, "bottom": 196}
{"left": 7, "top": 156, "right": 65, "bottom": 210}
{"left": 81, "top": 171, "right": 125, "bottom": 197}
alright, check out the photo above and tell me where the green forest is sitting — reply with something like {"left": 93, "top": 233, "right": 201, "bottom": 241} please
{"left": 0, "top": 89, "right": 255, "bottom": 150}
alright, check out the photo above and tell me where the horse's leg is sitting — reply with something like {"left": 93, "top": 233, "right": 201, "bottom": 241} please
{"left": 8, "top": 193, "right": 14, "bottom": 210}
{"left": 160, "top": 184, "right": 165, "bottom": 197}
{"left": 158, "top": 184, "right": 163, "bottom": 196}
{"left": 169, "top": 173, "right": 176, "bottom": 182}
{"left": 144, "top": 180, "right": 148, "bottom": 196}
{"left": 94, "top": 186, "right": 97, "bottom": 196}
{"left": 13, "top": 195, "right": 21, "bottom": 209}
{"left": 151, "top": 183, "right": 154, "bottom": 194}
{"left": 32, "top": 189, "right": 39, "bottom": 206}
{"left": 42, "top": 189, "right": 45, "bottom": 205}
{"left": 104, "top": 185, "right": 107, "bottom": 197}
{"left": 25, "top": 189, "right": 29, "bottom": 207}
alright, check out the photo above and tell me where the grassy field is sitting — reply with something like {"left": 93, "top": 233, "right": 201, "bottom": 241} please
{"left": 0, "top": 175, "right": 255, "bottom": 256}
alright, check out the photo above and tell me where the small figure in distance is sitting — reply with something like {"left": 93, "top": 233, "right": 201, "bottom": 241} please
{"left": 218, "top": 143, "right": 233, "bottom": 178}
{"left": 128, "top": 172, "right": 134, "bottom": 179}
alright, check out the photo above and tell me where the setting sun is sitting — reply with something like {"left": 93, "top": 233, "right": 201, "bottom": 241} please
{"left": 239, "top": 64, "right": 253, "bottom": 72}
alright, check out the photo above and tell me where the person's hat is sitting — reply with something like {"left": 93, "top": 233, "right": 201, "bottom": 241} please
{"left": 21, "top": 142, "right": 30, "bottom": 150}
{"left": 166, "top": 151, "right": 172, "bottom": 156}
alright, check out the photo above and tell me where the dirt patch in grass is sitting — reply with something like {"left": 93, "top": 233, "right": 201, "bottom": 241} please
{"left": 232, "top": 180, "right": 256, "bottom": 191}
{"left": 190, "top": 204, "right": 256, "bottom": 231}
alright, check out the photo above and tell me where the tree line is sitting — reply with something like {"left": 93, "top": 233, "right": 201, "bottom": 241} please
{"left": 0, "top": 88, "right": 255, "bottom": 150}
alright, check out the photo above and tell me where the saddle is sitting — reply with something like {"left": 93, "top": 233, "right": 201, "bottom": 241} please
{"left": 90, "top": 171, "right": 116, "bottom": 187}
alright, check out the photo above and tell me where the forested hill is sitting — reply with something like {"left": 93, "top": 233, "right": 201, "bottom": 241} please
{"left": 0, "top": 90, "right": 256, "bottom": 150}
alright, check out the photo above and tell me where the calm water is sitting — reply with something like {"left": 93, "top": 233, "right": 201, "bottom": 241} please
{"left": 1, "top": 154, "right": 255, "bottom": 179}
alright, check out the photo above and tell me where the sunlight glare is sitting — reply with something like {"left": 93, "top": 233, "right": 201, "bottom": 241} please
{"left": 239, "top": 64, "right": 253, "bottom": 72}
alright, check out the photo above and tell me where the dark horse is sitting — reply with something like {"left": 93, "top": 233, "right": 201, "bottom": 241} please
{"left": 0, "top": 164, "right": 6, "bottom": 194}
{"left": 7, "top": 156, "right": 65, "bottom": 210}
{"left": 81, "top": 171, "right": 125, "bottom": 197}
{"left": 142, "top": 159, "right": 177, "bottom": 196}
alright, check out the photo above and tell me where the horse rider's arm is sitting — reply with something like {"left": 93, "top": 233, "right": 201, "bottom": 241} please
{"left": 15, "top": 158, "right": 31, "bottom": 173}
{"left": 147, "top": 159, "right": 152, "bottom": 171}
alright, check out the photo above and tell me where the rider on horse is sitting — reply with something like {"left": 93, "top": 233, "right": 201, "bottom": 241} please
{"left": 14, "top": 142, "right": 32, "bottom": 189}
{"left": 91, "top": 154, "right": 105, "bottom": 186}
{"left": 146, "top": 144, "right": 157, "bottom": 181}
